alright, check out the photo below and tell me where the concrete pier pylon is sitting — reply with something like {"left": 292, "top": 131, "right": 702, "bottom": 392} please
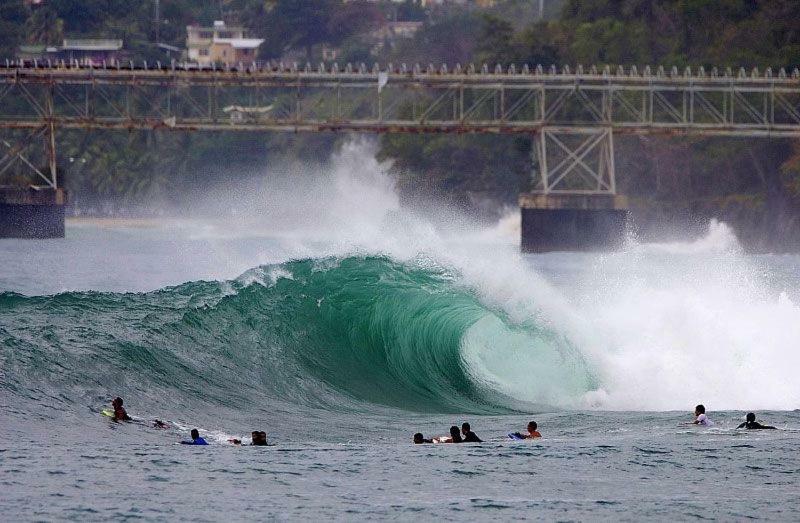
{"left": 0, "top": 187, "right": 67, "bottom": 238}
{"left": 519, "top": 193, "right": 628, "bottom": 252}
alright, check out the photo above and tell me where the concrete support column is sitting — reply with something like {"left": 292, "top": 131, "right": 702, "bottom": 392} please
{"left": 0, "top": 187, "right": 67, "bottom": 238}
{"left": 519, "top": 193, "right": 628, "bottom": 252}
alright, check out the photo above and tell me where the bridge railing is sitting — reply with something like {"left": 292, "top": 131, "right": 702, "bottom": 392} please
{"left": 1, "top": 62, "right": 799, "bottom": 137}
{"left": 1, "top": 62, "right": 799, "bottom": 193}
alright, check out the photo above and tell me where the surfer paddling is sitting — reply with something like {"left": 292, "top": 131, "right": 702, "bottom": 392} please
{"left": 413, "top": 433, "right": 433, "bottom": 444}
{"left": 111, "top": 397, "right": 131, "bottom": 422}
{"left": 737, "top": 413, "right": 777, "bottom": 430}
{"left": 181, "top": 429, "right": 209, "bottom": 445}
{"left": 432, "top": 426, "right": 464, "bottom": 443}
{"left": 691, "top": 404, "right": 714, "bottom": 426}
{"left": 461, "top": 422, "right": 483, "bottom": 443}
{"left": 513, "top": 421, "right": 542, "bottom": 439}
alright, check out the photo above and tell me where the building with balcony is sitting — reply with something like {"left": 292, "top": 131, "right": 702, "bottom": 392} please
{"left": 186, "top": 21, "right": 264, "bottom": 65}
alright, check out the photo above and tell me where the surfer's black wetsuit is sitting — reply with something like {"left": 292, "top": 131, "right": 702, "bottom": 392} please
{"left": 463, "top": 431, "right": 483, "bottom": 443}
{"left": 737, "top": 421, "right": 776, "bottom": 429}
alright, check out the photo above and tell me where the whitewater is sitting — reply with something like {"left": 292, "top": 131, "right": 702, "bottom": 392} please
{"left": 2, "top": 141, "right": 800, "bottom": 520}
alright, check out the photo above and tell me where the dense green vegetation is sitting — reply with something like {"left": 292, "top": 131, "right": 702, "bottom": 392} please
{"left": 2, "top": 0, "right": 800, "bottom": 248}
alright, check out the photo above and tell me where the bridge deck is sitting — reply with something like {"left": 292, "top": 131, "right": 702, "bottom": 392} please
{"left": 0, "top": 62, "right": 799, "bottom": 136}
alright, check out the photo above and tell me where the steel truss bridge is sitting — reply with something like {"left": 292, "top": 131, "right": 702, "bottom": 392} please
{"left": 1, "top": 61, "right": 800, "bottom": 196}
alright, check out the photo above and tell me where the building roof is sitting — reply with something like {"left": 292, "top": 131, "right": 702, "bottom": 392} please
{"left": 187, "top": 24, "right": 246, "bottom": 33}
{"left": 157, "top": 43, "right": 182, "bottom": 53}
{"left": 62, "top": 39, "right": 123, "bottom": 51}
{"left": 18, "top": 45, "right": 47, "bottom": 53}
{"left": 223, "top": 38, "right": 264, "bottom": 49}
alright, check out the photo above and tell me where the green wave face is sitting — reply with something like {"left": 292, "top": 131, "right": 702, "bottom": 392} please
{"left": 0, "top": 256, "right": 595, "bottom": 415}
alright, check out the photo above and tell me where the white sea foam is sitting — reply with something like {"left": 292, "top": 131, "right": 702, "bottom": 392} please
{"left": 276, "top": 140, "right": 800, "bottom": 412}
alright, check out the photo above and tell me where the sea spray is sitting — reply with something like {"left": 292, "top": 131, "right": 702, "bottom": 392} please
{"left": 572, "top": 221, "right": 800, "bottom": 410}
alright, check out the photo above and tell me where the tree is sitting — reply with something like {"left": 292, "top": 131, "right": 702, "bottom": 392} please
{"left": 475, "top": 14, "right": 516, "bottom": 65}
{"left": 259, "top": 0, "right": 338, "bottom": 60}
{"left": 0, "top": 2, "right": 28, "bottom": 56}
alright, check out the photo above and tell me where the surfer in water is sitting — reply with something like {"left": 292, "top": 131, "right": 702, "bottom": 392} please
{"left": 181, "top": 429, "right": 208, "bottom": 445}
{"left": 413, "top": 433, "right": 433, "bottom": 444}
{"left": 692, "top": 404, "right": 713, "bottom": 426}
{"left": 435, "top": 426, "right": 463, "bottom": 443}
{"left": 461, "top": 422, "right": 483, "bottom": 443}
{"left": 111, "top": 397, "right": 131, "bottom": 422}
{"left": 228, "top": 431, "right": 268, "bottom": 445}
{"left": 737, "top": 413, "right": 777, "bottom": 430}
{"left": 509, "top": 421, "right": 542, "bottom": 440}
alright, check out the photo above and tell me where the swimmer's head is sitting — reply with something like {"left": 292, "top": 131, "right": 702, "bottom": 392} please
{"left": 191, "top": 429, "right": 199, "bottom": 440}
{"left": 695, "top": 404, "right": 705, "bottom": 415}
{"left": 461, "top": 422, "right": 470, "bottom": 435}
{"left": 450, "top": 426, "right": 460, "bottom": 439}
{"left": 413, "top": 433, "right": 424, "bottom": 444}
{"left": 112, "top": 397, "right": 123, "bottom": 407}
{"left": 746, "top": 412, "right": 756, "bottom": 422}
{"left": 528, "top": 421, "right": 538, "bottom": 432}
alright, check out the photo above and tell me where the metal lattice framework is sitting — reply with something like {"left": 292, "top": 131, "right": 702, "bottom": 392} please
{"left": 1, "top": 61, "right": 799, "bottom": 194}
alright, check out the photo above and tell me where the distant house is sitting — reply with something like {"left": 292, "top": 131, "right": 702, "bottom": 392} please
{"left": 186, "top": 21, "right": 264, "bottom": 65}
{"left": 370, "top": 21, "right": 423, "bottom": 54}
{"left": 17, "top": 39, "right": 123, "bottom": 63}
{"left": 58, "top": 39, "right": 123, "bottom": 62}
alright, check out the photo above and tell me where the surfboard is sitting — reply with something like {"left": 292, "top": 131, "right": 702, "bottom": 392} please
{"left": 507, "top": 432, "right": 525, "bottom": 440}
{"left": 101, "top": 409, "right": 114, "bottom": 417}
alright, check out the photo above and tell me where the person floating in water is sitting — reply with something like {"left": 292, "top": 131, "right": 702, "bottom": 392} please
{"left": 251, "top": 431, "right": 268, "bottom": 445}
{"left": 516, "top": 421, "right": 542, "bottom": 439}
{"left": 737, "top": 413, "right": 776, "bottom": 430}
{"left": 111, "top": 397, "right": 131, "bottom": 422}
{"left": 447, "top": 426, "right": 463, "bottom": 443}
{"left": 153, "top": 420, "right": 169, "bottom": 429}
{"left": 181, "top": 429, "right": 208, "bottom": 445}
{"left": 413, "top": 433, "right": 433, "bottom": 444}
{"left": 229, "top": 430, "right": 268, "bottom": 445}
{"left": 434, "top": 425, "right": 464, "bottom": 443}
{"left": 461, "top": 422, "right": 482, "bottom": 443}
{"left": 692, "top": 404, "right": 713, "bottom": 426}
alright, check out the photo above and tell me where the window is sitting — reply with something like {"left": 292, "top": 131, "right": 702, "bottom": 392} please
{"left": 217, "top": 31, "right": 233, "bottom": 39}
{"left": 199, "top": 49, "right": 209, "bottom": 56}
{"left": 199, "top": 31, "right": 213, "bottom": 39}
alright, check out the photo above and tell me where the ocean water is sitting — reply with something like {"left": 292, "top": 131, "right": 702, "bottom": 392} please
{"left": 3, "top": 144, "right": 800, "bottom": 520}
